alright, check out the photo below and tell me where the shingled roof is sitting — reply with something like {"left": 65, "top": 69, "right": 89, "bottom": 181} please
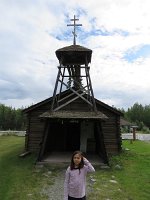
{"left": 55, "top": 44, "right": 92, "bottom": 65}
{"left": 56, "top": 44, "right": 92, "bottom": 52}
{"left": 40, "top": 110, "right": 108, "bottom": 120}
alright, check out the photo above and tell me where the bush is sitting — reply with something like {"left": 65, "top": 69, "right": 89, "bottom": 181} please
{"left": 141, "top": 126, "right": 150, "bottom": 134}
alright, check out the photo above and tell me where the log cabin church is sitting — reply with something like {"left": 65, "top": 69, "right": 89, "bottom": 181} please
{"left": 23, "top": 16, "right": 123, "bottom": 164}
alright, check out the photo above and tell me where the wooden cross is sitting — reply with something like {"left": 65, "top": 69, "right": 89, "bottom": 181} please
{"left": 67, "top": 15, "right": 82, "bottom": 45}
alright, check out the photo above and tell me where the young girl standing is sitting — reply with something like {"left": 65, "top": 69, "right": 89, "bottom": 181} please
{"left": 64, "top": 151, "right": 95, "bottom": 200}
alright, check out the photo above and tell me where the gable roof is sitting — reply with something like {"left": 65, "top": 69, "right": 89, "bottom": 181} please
{"left": 23, "top": 97, "right": 52, "bottom": 113}
{"left": 23, "top": 90, "right": 123, "bottom": 116}
{"left": 120, "top": 118, "right": 136, "bottom": 126}
{"left": 95, "top": 98, "right": 123, "bottom": 116}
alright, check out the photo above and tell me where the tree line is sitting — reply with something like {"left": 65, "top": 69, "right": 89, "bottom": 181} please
{"left": 0, "top": 102, "right": 150, "bottom": 131}
{"left": 119, "top": 102, "right": 150, "bottom": 133}
{"left": 0, "top": 104, "right": 26, "bottom": 130}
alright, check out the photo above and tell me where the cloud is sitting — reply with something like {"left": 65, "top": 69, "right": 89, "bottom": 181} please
{"left": 124, "top": 44, "right": 150, "bottom": 62}
{"left": 0, "top": 0, "right": 150, "bottom": 110}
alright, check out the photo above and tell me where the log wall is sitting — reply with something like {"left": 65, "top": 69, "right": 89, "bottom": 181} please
{"left": 96, "top": 103, "right": 121, "bottom": 154}
{"left": 24, "top": 98, "right": 121, "bottom": 155}
{"left": 25, "top": 103, "right": 50, "bottom": 152}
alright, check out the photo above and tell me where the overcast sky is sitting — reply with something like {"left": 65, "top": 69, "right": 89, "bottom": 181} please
{"left": 1, "top": 0, "right": 150, "bottom": 110}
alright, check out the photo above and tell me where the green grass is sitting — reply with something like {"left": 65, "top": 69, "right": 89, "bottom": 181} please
{"left": 0, "top": 136, "right": 59, "bottom": 200}
{"left": 0, "top": 136, "right": 150, "bottom": 200}
{"left": 88, "top": 140, "right": 150, "bottom": 200}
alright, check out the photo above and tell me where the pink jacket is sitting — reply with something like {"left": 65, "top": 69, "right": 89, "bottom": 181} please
{"left": 64, "top": 159, "right": 95, "bottom": 200}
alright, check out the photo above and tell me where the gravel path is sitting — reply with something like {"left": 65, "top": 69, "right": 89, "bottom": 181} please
{"left": 41, "top": 168, "right": 95, "bottom": 200}
{"left": 47, "top": 169, "right": 65, "bottom": 200}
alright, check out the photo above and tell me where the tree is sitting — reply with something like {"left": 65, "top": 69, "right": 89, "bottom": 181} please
{"left": 124, "top": 103, "right": 150, "bottom": 130}
{"left": 0, "top": 104, "right": 26, "bottom": 130}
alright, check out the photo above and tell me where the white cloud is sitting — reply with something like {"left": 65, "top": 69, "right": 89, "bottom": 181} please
{"left": 0, "top": 0, "right": 150, "bottom": 110}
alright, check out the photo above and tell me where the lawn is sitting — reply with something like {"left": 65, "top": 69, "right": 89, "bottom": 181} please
{"left": 0, "top": 136, "right": 150, "bottom": 200}
{"left": 0, "top": 136, "right": 58, "bottom": 200}
{"left": 88, "top": 140, "right": 150, "bottom": 200}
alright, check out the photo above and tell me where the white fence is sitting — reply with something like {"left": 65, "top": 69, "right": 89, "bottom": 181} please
{"left": 122, "top": 133, "right": 150, "bottom": 141}
{"left": 0, "top": 131, "right": 26, "bottom": 136}
{"left": 0, "top": 131, "right": 150, "bottom": 140}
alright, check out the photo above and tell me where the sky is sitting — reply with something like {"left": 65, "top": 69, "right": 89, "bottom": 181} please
{"left": 1, "top": 0, "right": 150, "bottom": 110}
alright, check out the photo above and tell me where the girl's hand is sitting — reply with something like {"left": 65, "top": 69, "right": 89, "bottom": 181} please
{"left": 83, "top": 157, "right": 88, "bottom": 162}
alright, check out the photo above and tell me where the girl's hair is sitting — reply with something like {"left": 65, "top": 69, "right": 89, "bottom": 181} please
{"left": 70, "top": 150, "right": 84, "bottom": 170}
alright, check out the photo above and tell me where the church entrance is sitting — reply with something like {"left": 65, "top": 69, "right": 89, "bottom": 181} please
{"left": 45, "top": 120, "right": 80, "bottom": 153}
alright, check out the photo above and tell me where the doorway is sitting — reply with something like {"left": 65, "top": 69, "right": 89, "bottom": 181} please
{"left": 45, "top": 120, "right": 80, "bottom": 153}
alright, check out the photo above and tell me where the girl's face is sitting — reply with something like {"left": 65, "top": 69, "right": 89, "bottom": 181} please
{"left": 73, "top": 153, "right": 82, "bottom": 166}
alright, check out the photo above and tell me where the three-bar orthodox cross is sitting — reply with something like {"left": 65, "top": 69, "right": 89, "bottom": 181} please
{"left": 67, "top": 15, "right": 82, "bottom": 45}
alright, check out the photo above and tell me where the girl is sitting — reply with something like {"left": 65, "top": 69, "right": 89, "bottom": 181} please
{"left": 64, "top": 151, "right": 95, "bottom": 200}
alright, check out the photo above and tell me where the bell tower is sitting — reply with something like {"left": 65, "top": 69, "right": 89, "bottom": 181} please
{"left": 51, "top": 15, "right": 97, "bottom": 112}
{"left": 37, "top": 15, "right": 109, "bottom": 163}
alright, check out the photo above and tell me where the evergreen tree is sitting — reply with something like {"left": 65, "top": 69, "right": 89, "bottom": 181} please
{"left": 0, "top": 104, "right": 26, "bottom": 130}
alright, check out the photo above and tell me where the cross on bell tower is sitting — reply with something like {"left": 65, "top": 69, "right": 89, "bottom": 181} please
{"left": 67, "top": 15, "right": 82, "bottom": 45}
{"left": 51, "top": 16, "right": 97, "bottom": 112}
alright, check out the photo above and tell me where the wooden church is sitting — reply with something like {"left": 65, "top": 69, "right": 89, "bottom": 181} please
{"left": 23, "top": 16, "right": 123, "bottom": 164}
